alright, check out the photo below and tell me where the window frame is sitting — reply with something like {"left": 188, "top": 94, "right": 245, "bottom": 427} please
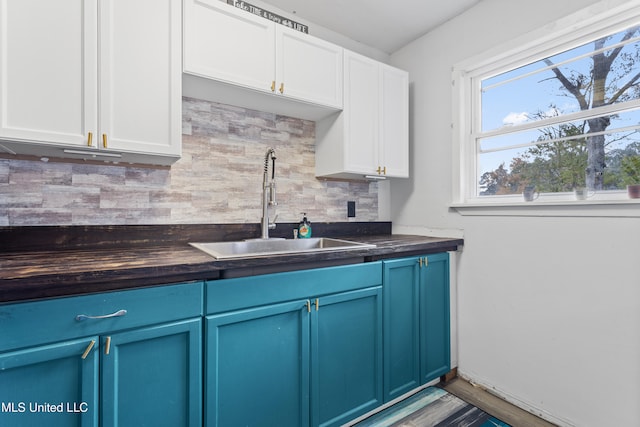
{"left": 451, "top": 0, "right": 640, "bottom": 217}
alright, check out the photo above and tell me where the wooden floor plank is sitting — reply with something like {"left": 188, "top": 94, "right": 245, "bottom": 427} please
{"left": 442, "top": 378, "right": 557, "bottom": 427}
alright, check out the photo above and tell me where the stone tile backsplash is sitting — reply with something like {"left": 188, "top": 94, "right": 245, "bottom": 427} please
{"left": 0, "top": 98, "right": 378, "bottom": 226}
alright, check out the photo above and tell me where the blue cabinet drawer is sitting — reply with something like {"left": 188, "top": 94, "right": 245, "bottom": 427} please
{"left": 205, "top": 262, "right": 382, "bottom": 314}
{"left": 0, "top": 281, "right": 203, "bottom": 352}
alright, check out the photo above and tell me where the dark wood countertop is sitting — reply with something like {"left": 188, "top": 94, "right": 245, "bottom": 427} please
{"left": 0, "top": 224, "right": 463, "bottom": 303}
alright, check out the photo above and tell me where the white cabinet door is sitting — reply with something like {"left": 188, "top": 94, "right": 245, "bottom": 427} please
{"left": 0, "top": 0, "right": 97, "bottom": 148}
{"left": 183, "top": 0, "right": 275, "bottom": 93}
{"left": 276, "top": 26, "right": 343, "bottom": 109}
{"left": 380, "top": 64, "right": 409, "bottom": 178}
{"left": 343, "top": 52, "right": 379, "bottom": 175}
{"left": 99, "top": 0, "right": 181, "bottom": 157}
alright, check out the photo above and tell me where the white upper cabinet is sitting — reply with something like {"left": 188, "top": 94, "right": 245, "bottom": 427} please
{"left": 0, "top": 0, "right": 97, "bottom": 148}
{"left": 316, "top": 50, "right": 409, "bottom": 180}
{"left": 0, "top": 0, "right": 182, "bottom": 165}
{"left": 183, "top": 0, "right": 343, "bottom": 118}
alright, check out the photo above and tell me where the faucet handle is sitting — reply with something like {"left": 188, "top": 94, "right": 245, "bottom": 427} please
{"left": 268, "top": 214, "right": 278, "bottom": 229}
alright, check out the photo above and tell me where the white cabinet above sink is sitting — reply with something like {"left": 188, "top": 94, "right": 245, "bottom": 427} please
{"left": 316, "top": 50, "right": 409, "bottom": 180}
{"left": 182, "top": 0, "right": 343, "bottom": 120}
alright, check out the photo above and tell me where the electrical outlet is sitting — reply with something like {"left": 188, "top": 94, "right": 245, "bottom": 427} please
{"left": 347, "top": 201, "right": 356, "bottom": 217}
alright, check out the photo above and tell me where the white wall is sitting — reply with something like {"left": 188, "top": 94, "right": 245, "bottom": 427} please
{"left": 390, "top": 0, "right": 640, "bottom": 426}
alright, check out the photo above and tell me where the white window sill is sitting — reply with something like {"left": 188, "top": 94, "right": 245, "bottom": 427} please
{"left": 451, "top": 192, "right": 640, "bottom": 217}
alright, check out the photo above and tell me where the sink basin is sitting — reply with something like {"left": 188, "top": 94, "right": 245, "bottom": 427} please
{"left": 190, "top": 237, "right": 375, "bottom": 260}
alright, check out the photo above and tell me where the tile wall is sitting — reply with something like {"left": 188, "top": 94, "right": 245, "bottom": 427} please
{"left": 0, "top": 98, "right": 379, "bottom": 226}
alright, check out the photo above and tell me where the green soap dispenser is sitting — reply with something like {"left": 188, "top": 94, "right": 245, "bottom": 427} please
{"left": 298, "top": 213, "right": 312, "bottom": 238}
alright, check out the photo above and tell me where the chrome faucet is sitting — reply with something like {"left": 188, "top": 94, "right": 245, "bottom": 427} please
{"left": 260, "top": 148, "right": 277, "bottom": 239}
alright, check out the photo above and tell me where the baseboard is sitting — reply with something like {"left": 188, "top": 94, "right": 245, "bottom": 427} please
{"left": 457, "top": 370, "right": 576, "bottom": 427}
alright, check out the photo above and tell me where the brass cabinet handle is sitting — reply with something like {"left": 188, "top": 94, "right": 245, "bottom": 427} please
{"left": 418, "top": 258, "right": 423, "bottom": 267}
{"left": 418, "top": 257, "right": 429, "bottom": 268}
{"left": 279, "top": 82, "right": 284, "bottom": 94}
{"left": 87, "top": 132, "right": 93, "bottom": 147}
{"left": 383, "top": 166, "right": 387, "bottom": 175}
{"left": 306, "top": 300, "right": 311, "bottom": 313}
{"left": 314, "top": 298, "right": 319, "bottom": 311}
{"left": 75, "top": 309, "right": 127, "bottom": 321}
{"left": 105, "top": 336, "right": 111, "bottom": 355}
{"left": 102, "top": 134, "right": 108, "bottom": 148}
{"left": 271, "top": 81, "right": 276, "bottom": 92}
{"left": 81, "top": 340, "right": 96, "bottom": 360}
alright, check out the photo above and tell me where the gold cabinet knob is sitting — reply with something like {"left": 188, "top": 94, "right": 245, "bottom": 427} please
{"left": 279, "top": 82, "right": 284, "bottom": 94}
{"left": 81, "top": 340, "right": 96, "bottom": 360}
{"left": 104, "top": 336, "right": 111, "bottom": 355}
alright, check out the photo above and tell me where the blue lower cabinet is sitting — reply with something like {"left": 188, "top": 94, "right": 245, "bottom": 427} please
{"left": 0, "top": 337, "right": 99, "bottom": 427}
{"left": 204, "top": 263, "right": 383, "bottom": 427}
{"left": 101, "top": 319, "right": 202, "bottom": 427}
{"left": 383, "top": 257, "right": 421, "bottom": 401}
{"left": 312, "top": 287, "right": 383, "bottom": 427}
{"left": 0, "top": 281, "right": 203, "bottom": 427}
{"left": 383, "top": 253, "right": 450, "bottom": 402}
{"left": 420, "top": 253, "right": 451, "bottom": 384}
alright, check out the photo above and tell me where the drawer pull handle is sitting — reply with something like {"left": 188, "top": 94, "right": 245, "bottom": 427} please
{"left": 81, "top": 340, "right": 96, "bottom": 360}
{"left": 75, "top": 309, "right": 127, "bottom": 321}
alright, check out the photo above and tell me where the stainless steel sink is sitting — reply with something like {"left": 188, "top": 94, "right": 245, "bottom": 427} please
{"left": 190, "top": 237, "right": 375, "bottom": 259}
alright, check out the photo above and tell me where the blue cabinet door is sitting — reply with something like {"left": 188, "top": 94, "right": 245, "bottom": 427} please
{"left": 311, "top": 286, "right": 383, "bottom": 427}
{"left": 382, "top": 257, "right": 421, "bottom": 401}
{"left": 101, "top": 319, "right": 202, "bottom": 427}
{"left": 206, "top": 300, "right": 311, "bottom": 427}
{"left": 420, "top": 253, "right": 451, "bottom": 383}
{"left": 0, "top": 337, "right": 99, "bottom": 427}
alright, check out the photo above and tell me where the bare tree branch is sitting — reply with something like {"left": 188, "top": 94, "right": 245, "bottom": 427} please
{"left": 607, "top": 70, "right": 640, "bottom": 104}
{"left": 543, "top": 59, "right": 589, "bottom": 110}
{"left": 602, "top": 29, "right": 636, "bottom": 70}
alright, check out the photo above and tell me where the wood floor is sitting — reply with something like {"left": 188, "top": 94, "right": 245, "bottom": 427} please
{"left": 441, "top": 378, "right": 557, "bottom": 427}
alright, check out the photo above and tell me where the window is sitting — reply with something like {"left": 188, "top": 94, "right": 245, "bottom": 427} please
{"left": 453, "top": 2, "right": 640, "bottom": 210}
